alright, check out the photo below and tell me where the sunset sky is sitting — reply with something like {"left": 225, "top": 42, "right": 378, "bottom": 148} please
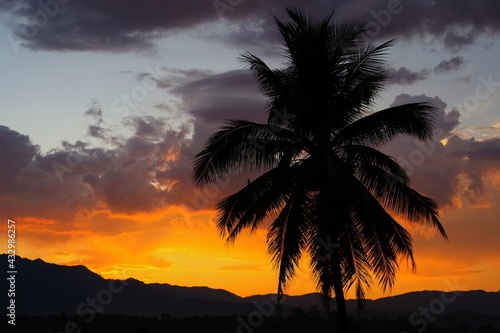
{"left": 0, "top": 0, "right": 499, "bottom": 300}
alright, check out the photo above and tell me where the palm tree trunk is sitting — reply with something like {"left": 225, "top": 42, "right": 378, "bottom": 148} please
{"left": 332, "top": 259, "right": 350, "bottom": 333}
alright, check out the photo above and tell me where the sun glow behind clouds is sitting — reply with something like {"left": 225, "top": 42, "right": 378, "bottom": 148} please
{"left": 5, "top": 173, "right": 500, "bottom": 299}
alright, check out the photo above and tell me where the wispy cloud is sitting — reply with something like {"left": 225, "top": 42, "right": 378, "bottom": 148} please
{"left": 387, "top": 56, "right": 465, "bottom": 86}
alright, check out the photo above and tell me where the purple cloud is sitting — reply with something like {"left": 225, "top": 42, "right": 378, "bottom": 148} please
{"left": 2, "top": 1, "right": 499, "bottom": 52}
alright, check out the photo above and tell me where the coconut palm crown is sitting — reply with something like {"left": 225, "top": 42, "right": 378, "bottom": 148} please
{"left": 193, "top": 7, "right": 447, "bottom": 333}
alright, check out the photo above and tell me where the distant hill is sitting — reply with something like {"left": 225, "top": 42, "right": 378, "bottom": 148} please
{"left": 149, "top": 282, "right": 242, "bottom": 303}
{"left": 3, "top": 255, "right": 499, "bottom": 330}
{"left": 2, "top": 255, "right": 288, "bottom": 317}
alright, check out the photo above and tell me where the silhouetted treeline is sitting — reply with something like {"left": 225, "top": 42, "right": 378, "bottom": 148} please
{"left": 1, "top": 310, "right": 498, "bottom": 333}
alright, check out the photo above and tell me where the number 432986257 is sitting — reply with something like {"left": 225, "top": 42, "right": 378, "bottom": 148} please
{"left": 7, "top": 219, "right": 16, "bottom": 258}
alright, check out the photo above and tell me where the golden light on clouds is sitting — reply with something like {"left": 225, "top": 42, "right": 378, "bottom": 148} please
{"left": 0, "top": 167, "right": 498, "bottom": 300}
{"left": 5, "top": 174, "right": 500, "bottom": 300}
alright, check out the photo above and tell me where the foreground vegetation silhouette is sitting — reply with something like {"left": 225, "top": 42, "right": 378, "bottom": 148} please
{"left": 194, "top": 7, "right": 447, "bottom": 333}
{"left": 4, "top": 313, "right": 497, "bottom": 333}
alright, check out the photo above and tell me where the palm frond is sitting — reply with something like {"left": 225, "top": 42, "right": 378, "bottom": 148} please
{"left": 334, "top": 40, "right": 393, "bottom": 125}
{"left": 267, "top": 183, "right": 313, "bottom": 298}
{"left": 356, "top": 162, "right": 447, "bottom": 239}
{"left": 193, "top": 120, "right": 304, "bottom": 186}
{"left": 343, "top": 212, "right": 374, "bottom": 313}
{"left": 333, "top": 103, "right": 437, "bottom": 147}
{"left": 217, "top": 164, "right": 298, "bottom": 242}
{"left": 328, "top": 154, "right": 416, "bottom": 292}
{"left": 240, "top": 53, "right": 288, "bottom": 102}
{"left": 338, "top": 144, "right": 409, "bottom": 185}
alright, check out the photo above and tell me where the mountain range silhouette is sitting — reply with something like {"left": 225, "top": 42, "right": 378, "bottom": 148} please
{"left": 3, "top": 255, "right": 499, "bottom": 330}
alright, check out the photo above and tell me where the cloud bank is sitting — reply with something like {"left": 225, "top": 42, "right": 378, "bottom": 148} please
{"left": 1, "top": 69, "right": 499, "bottom": 225}
{"left": 2, "top": 0, "right": 499, "bottom": 52}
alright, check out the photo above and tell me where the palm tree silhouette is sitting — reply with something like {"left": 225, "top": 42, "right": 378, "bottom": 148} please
{"left": 193, "top": 7, "right": 447, "bottom": 333}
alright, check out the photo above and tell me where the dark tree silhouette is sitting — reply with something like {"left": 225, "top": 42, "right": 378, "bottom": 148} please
{"left": 193, "top": 7, "right": 447, "bottom": 333}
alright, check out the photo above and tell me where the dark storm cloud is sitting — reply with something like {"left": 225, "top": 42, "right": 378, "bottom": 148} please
{"left": 3, "top": 0, "right": 499, "bottom": 52}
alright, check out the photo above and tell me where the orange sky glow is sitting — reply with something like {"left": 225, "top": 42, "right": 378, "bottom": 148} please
{"left": 3, "top": 172, "right": 499, "bottom": 299}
